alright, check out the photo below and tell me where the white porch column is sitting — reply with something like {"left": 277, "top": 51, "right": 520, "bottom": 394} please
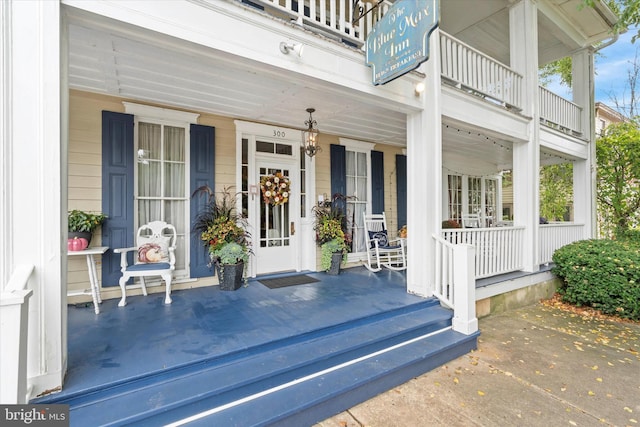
{"left": 1, "top": 0, "right": 65, "bottom": 400}
{"left": 571, "top": 48, "right": 596, "bottom": 237}
{"left": 407, "top": 29, "right": 442, "bottom": 297}
{"left": 509, "top": 0, "right": 539, "bottom": 272}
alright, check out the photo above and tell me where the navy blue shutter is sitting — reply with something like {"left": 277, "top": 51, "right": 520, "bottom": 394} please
{"left": 396, "top": 154, "right": 407, "bottom": 228}
{"left": 371, "top": 150, "right": 384, "bottom": 214}
{"left": 190, "top": 124, "right": 216, "bottom": 278}
{"left": 101, "top": 111, "right": 134, "bottom": 287}
{"left": 330, "top": 144, "right": 346, "bottom": 213}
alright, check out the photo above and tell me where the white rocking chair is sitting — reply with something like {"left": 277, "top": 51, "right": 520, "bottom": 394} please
{"left": 461, "top": 213, "right": 481, "bottom": 228}
{"left": 363, "top": 212, "right": 406, "bottom": 272}
{"left": 113, "top": 221, "right": 177, "bottom": 306}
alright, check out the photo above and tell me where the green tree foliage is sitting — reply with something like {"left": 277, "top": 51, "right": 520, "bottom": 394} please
{"left": 539, "top": 57, "right": 573, "bottom": 87}
{"left": 596, "top": 120, "right": 640, "bottom": 237}
{"left": 540, "top": 164, "right": 573, "bottom": 221}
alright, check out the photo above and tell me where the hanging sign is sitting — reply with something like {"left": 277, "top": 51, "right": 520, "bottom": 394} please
{"left": 365, "top": 0, "right": 439, "bottom": 85}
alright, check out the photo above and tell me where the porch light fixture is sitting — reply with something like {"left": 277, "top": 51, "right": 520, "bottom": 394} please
{"left": 303, "top": 108, "right": 320, "bottom": 159}
{"left": 415, "top": 82, "right": 425, "bottom": 96}
{"left": 279, "top": 41, "right": 304, "bottom": 57}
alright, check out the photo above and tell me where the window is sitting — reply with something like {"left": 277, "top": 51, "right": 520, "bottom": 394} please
{"left": 346, "top": 150, "right": 369, "bottom": 253}
{"left": 447, "top": 174, "right": 500, "bottom": 227}
{"left": 125, "top": 102, "right": 200, "bottom": 279}
{"left": 447, "top": 175, "right": 463, "bottom": 221}
{"left": 136, "top": 121, "right": 188, "bottom": 274}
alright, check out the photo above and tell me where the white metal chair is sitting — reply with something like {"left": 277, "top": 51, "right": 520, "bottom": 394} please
{"left": 363, "top": 212, "right": 406, "bottom": 272}
{"left": 113, "top": 221, "right": 177, "bottom": 306}
{"left": 461, "top": 213, "right": 481, "bottom": 228}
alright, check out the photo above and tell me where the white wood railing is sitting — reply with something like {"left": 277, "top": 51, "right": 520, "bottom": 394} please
{"left": 433, "top": 234, "right": 456, "bottom": 308}
{"left": 253, "top": 0, "right": 392, "bottom": 47}
{"left": 538, "top": 86, "right": 583, "bottom": 136}
{"left": 539, "top": 223, "right": 585, "bottom": 265}
{"left": 1, "top": 264, "right": 34, "bottom": 404}
{"left": 439, "top": 32, "right": 523, "bottom": 111}
{"left": 441, "top": 227, "right": 525, "bottom": 279}
{"left": 433, "top": 235, "right": 477, "bottom": 335}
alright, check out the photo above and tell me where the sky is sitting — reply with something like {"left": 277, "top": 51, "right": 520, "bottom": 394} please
{"left": 546, "top": 27, "right": 638, "bottom": 116}
{"left": 594, "top": 27, "right": 638, "bottom": 111}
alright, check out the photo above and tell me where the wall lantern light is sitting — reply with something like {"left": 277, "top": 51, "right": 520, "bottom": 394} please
{"left": 303, "top": 108, "right": 320, "bottom": 159}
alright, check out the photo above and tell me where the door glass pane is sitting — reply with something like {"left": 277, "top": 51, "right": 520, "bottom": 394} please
{"left": 259, "top": 167, "right": 291, "bottom": 248}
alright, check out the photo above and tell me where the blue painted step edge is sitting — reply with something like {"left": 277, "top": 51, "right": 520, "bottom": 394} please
{"left": 139, "top": 329, "right": 479, "bottom": 427}
{"left": 64, "top": 306, "right": 454, "bottom": 425}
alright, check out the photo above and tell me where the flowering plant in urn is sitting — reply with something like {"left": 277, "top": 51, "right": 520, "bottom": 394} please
{"left": 260, "top": 172, "right": 290, "bottom": 206}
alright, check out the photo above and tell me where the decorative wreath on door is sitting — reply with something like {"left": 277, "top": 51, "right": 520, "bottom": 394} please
{"left": 260, "top": 172, "right": 291, "bottom": 206}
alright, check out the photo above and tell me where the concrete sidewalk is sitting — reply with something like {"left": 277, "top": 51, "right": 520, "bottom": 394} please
{"left": 318, "top": 303, "right": 640, "bottom": 427}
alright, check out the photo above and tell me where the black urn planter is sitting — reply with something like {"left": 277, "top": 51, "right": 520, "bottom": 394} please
{"left": 216, "top": 261, "right": 244, "bottom": 291}
{"left": 327, "top": 252, "right": 343, "bottom": 275}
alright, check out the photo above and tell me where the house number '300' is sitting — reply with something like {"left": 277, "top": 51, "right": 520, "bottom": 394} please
{"left": 273, "top": 130, "right": 286, "bottom": 138}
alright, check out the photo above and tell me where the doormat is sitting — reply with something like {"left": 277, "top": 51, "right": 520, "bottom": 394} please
{"left": 259, "top": 274, "right": 320, "bottom": 289}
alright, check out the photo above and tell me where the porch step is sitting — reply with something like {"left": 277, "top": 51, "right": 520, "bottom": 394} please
{"left": 37, "top": 299, "right": 478, "bottom": 426}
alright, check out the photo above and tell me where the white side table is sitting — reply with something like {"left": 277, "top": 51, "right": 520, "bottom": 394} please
{"left": 68, "top": 246, "right": 109, "bottom": 314}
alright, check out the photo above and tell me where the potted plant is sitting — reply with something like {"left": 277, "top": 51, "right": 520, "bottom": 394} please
{"left": 320, "top": 238, "right": 347, "bottom": 275}
{"left": 312, "top": 194, "right": 350, "bottom": 274}
{"left": 192, "top": 186, "right": 251, "bottom": 290}
{"left": 68, "top": 209, "right": 107, "bottom": 249}
{"left": 442, "top": 219, "right": 462, "bottom": 229}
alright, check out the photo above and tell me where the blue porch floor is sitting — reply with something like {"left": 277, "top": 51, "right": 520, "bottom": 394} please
{"left": 35, "top": 266, "right": 478, "bottom": 426}
{"left": 51, "top": 267, "right": 422, "bottom": 399}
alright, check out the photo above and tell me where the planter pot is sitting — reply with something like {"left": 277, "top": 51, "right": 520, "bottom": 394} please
{"left": 327, "top": 252, "right": 343, "bottom": 275}
{"left": 68, "top": 231, "right": 93, "bottom": 247}
{"left": 215, "top": 261, "right": 244, "bottom": 291}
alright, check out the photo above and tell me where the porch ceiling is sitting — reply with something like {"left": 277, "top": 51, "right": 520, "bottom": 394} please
{"left": 64, "top": 1, "right": 615, "bottom": 155}
{"left": 65, "top": 7, "right": 408, "bottom": 147}
{"left": 442, "top": 123, "right": 514, "bottom": 176}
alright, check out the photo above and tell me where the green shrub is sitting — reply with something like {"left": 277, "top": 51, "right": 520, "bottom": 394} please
{"left": 552, "top": 239, "right": 640, "bottom": 321}
{"left": 618, "top": 229, "right": 640, "bottom": 247}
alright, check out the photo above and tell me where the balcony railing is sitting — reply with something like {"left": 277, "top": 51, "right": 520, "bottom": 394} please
{"left": 538, "top": 87, "right": 583, "bottom": 136}
{"left": 441, "top": 227, "right": 525, "bottom": 279}
{"left": 539, "top": 222, "right": 585, "bottom": 265}
{"left": 250, "top": 1, "right": 583, "bottom": 137}
{"left": 253, "top": 0, "right": 392, "bottom": 47}
{"left": 439, "top": 32, "right": 523, "bottom": 111}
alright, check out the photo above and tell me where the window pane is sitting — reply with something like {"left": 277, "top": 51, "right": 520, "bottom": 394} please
{"left": 346, "top": 151, "right": 355, "bottom": 175}
{"left": 139, "top": 123, "right": 161, "bottom": 158}
{"left": 346, "top": 176, "right": 355, "bottom": 198}
{"left": 256, "top": 141, "right": 274, "bottom": 153}
{"left": 139, "top": 162, "right": 161, "bottom": 197}
{"left": 242, "top": 138, "right": 248, "bottom": 163}
{"left": 275, "top": 143, "right": 292, "bottom": 155}
{"left": 138, "top": 200, "right": 161, "bottom": 225}
{"left": 356, "top": 177, "right": 367, "bottom": 200}
{"left": 164, "top": 126, "right": 185, "bottom": 161}
{"left": 356, "top": 152, "right": 367, "bottom": 176}
{"left": 164, "top": 163, "right": 184, "bottom": 197}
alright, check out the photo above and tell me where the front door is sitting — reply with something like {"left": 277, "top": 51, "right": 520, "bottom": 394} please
{"left": 255, "top": 160, "right": 299, "bottom": 274}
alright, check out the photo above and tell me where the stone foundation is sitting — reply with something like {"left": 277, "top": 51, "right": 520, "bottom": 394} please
{"left": 476, "top": 277, "right": 561, "bottom": 318}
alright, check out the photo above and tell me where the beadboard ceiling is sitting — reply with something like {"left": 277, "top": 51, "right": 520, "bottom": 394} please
{"left": 64, "top": 0, "right": 615, "bottom": 174}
